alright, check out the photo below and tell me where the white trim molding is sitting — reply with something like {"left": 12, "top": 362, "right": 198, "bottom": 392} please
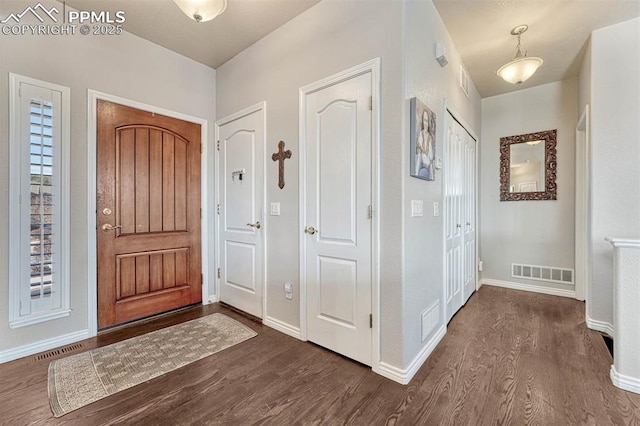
{"left": 87, "top": 90, "right": 209, "bottom": 337}
{"left": 606, "top": 237, "right": 640, "bottom": 249}
{"left": 482, "top": 279, "right": 576, "bottom": 299}
{"left": 9, "top": 73, "right": 71, "bottom": 328}
{"left": 586, "top": 315, "right": 614, "bottom": 336}
{"left": 263, "top": 316, "right": 302, "bottom": 340}
{"left": 611, "top": 365, "right": 640, "bottom": 395}
{"left": 0, "top": 329, "right": 89, "bottom": 364}
{"left": 378, "top": 325, "right": 446, "bottom": 385}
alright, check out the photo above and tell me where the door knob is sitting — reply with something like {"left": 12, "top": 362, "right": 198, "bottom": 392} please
{"left": 102, "top": 223, "right": 122, "bottom": 232}
{"left": 456, "top": 224, "right": 462, "bottom": 228}
{"left": 304, "top": 226, "right": 318, "bottom": 235}
{"left": 247, "top": 221, "right": 261, "bottom": 229}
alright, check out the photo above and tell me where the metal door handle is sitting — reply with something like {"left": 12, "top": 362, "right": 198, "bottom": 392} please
{"left": 466, "top": 222, "right": 471, "bottom": 226}
{"left": 247, "top": 221, "right": 261, "bottom": 229}
{"left": 102, "top": 223, "right": 122, "bottom": 232}
{"left": 304, "top": 226, "right": 318, "bottom": 235}
{"left": 456, "top": 224, "right": 462, "bottom": 228}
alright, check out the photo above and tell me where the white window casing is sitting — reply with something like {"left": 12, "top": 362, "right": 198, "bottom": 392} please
{"left": 9, "top": 73, "right": 71, "bottom": 328}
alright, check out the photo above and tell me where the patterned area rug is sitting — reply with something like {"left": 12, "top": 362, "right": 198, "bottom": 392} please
{"left": 48, "top": 313, "right": 257, "bottom": 417}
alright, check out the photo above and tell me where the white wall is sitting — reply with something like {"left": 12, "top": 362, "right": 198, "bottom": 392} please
{"left": 587, "top": 17, "right": 640, "bottom": 327}
{"left": 216, "top": 0, "right": 482, "bottom": 373}
{"left": 480, "top": 79, "right": 578, "bottom": 292}
{"left": 402, "top": 0, "right": 481, "bottom": 366}
{"left": 0, "top": 0, "right": 216, "bottom": 355}
{"left": 216, "top": 0, "right": 405, "bottom": 366}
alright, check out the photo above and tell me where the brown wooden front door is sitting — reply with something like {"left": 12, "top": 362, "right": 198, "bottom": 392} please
{"left": 97, "top": 100, "right": 202, "bottom": 329}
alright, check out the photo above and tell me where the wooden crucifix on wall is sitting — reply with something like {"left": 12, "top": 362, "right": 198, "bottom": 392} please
{"left": 271, "top": 140, "right": 292, "bottom": 189}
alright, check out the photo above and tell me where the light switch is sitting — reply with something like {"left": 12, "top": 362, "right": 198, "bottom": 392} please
{"left": 411, "top": 200, "right": 424, "bottom": 217}
{"left": 270, "top": 202, "right": 280, "bottom": 216}
{"left": 433, "top": 202, "right": 439, "bottom": 217}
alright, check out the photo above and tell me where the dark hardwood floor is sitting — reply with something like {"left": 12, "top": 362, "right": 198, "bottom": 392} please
{"left": 1, "top": 286, "right": 639, "bottom": 425}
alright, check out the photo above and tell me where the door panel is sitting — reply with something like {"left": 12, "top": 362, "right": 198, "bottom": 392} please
{"left": 304, "top": 71, "right": 372, "bottom": 366}
{"left": 218, "top": 108, "right": 264, "bottom": 318}
{"left": 463, "top": 135, "right": 476, "bottom": 303}
{"left": 445, "top": 111, "right": 476, "bottom": 321}
{"left": 445, "top": 118, "right": 463, "bottom": 321}
{"left": 97, "top": 100, "right": 202, "bottom": 329}
{"left": 318, "top": 101, "right": 357, "bottom": 244}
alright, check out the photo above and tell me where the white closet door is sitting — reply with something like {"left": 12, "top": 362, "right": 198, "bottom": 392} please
{"left": 445, "top": 111, "right": 477, "bottom": 322}
{"left": 462, "top": 132, "right": 476, "bottom": 304}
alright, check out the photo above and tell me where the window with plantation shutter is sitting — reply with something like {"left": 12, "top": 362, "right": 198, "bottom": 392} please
{"left": 9, "top": 74, "right": 70, "bottom": 328}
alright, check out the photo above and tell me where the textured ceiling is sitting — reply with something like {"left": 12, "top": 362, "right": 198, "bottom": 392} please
{"left": 65, "top": 0, "right": 320, "bottom": 69}
{"left": 63, "top": 1, "right": 639, "bottom": 95}
{"left": 433, "top": 0, "right": 640, "bottom": 98}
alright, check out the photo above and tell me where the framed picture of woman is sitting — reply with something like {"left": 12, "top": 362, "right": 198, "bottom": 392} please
{"left": 409, "top": 97, "right": 436, "bottom": 181}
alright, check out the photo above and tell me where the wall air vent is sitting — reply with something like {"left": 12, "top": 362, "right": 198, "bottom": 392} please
{"left": 512, "top": 263, "right": 574, "bottom": 285}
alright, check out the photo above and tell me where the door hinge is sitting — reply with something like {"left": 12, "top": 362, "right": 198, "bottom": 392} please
{"left": 200, "top": 144, "right": 203, "bottom": 154}
{"left": 368, "top": 205, "right": 373, "bottom": 219}
{"left": 18, "top": 85, "right": 22, "bottom": 97}
{"left": 217, "top": 204, "right": 220, "bottom": 215}
{"left": 201, "top": 274, "right": 203, "bottom": 286}
{"left": 200, "top": 208, "right": 202, "bottom": 219}
{"left": 368, "top": 96, "right": 373, "bottom": 111}
{"left": 217, "top": 268, "right": 221, "bottom": 279}
{"left": 217, "top": 140, "right": 220, "bottom": 151}
{"left": 369, "top": 314, "right": 373, "bottom": 328}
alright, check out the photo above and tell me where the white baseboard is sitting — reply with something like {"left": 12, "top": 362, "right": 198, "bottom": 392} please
{"left": 482, "top": 279, "right": 576, "bottom": 299}
{"left": 611, "top": 365, "right": 640, "bottom": 394}
{"left": 263, "top": 316, "right": 302, "bottom": 340}
{"left": 586, "top": 315, "right": 614, "bottom": 336}
{"left": 0, "top": 329, "right": 90, "bottom": 364}
{"left": 206, "top": 295, "right": 219, "bottom": 305}
{"left": 376, "top": 324, "right": 446, "bottom": 385}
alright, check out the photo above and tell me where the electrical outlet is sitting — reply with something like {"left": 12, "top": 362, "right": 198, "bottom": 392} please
{"left": 270, "top": 202, "right": 280, "bottom": 216}
{"left": 433, "top": 202, "right": 439, "bottom": 217}
{"left": 284, "top": 282, "right": 293, "bottom": 300}
{"left": 478, "top": 260, "right": 483, "bottom": 272}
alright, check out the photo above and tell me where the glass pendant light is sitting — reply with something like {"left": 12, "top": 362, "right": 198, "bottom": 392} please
{"left": 173, "top": 0, "right": 227, "bottom": 23}
{"left": 497, "top": 25, "right": 543, "bottom": 85}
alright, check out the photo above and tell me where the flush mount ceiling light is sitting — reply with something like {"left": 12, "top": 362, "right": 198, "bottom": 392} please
{"left": 497, "top": 25, "right": 543, "bottom": 85}
{"left": 173, "top": 0, "right": 227, "bottom": 23}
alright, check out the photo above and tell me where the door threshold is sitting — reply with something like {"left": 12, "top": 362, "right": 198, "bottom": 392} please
{"left": 218, "top": 302, "right": 262, "bottom": 324}
{"left": 97, "top": 303, "right": 202, "bottom": 334}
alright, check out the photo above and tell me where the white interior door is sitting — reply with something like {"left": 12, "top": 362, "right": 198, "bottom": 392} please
{"left": 445, "top": 114, "right": 463, "bottom": 321}
{"left": 462, "top": 131, "right": 476, "bottom": 303}
{"left": 217, "top": 106, "right": 264, "bottom": 318}
{"left": 445, "top": 111, "right": 476, "bottom": 321}
{"left": 303, "top": 71, "right": 373, "bottom": 366}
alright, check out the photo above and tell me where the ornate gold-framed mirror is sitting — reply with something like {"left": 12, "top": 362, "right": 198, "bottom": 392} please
{"left": 500, "top": 129, "right": 557, "bottom": 201}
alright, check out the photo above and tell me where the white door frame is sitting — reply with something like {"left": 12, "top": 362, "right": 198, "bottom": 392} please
{"left": 441, "top": 101, "right": 480, "bottom": 323}
{"left": 298, "top": 59, "right": 381, "bottom": 368}
{"left": 214, "top": 102, "right": 268, "bottom": 318}
{"left": 86, "top": 90, "right": 210, "bottom": 337}
{"left": 575, "top": 105, "right": 590, "bottom": 304}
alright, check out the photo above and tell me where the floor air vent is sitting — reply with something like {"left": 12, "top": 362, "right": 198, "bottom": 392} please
{"left": 33, "top": 343, "right": 84, "bottom": 362}
{"left": 512, "top": 263, "right": 574, "bottom": 285}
